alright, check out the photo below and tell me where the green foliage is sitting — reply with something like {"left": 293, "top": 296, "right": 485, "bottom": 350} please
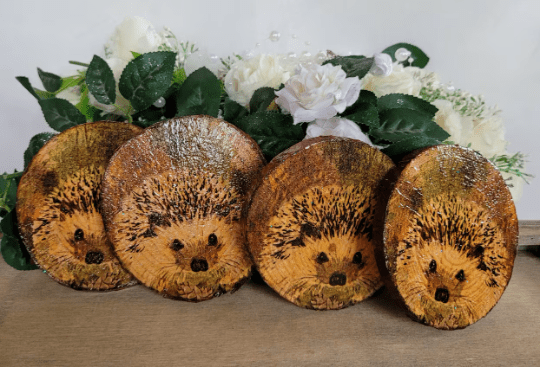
{"left": 323, "top": 56, "right": 374, "bottom": 79}
{"left": 38, "top": 98, "right": 86, "bottom": 132}
{"left": 377, "top": 93, "right": 438, "bottom": 116}
{"left": 37, "top": 68, "right": 63, "bottom": 92}
{"left": 0, "top": 211, "right": 38, "bottom": 270}
{"left": 343, "top": 90, "right": 379, "bottom": 129}
{"left": 15, "top": 77, "right": 41, "bottom": 100}
{"left": 119, "top": 51, "right": 176, "bottom": 111}
{"left": 176, "top": 67, "right": 221, "bottom": 117}
{"left": 249, "top": 87, "right": 276, "bottom": 113}
{"left": 223, "top": 98, "right": 248, "bottom": 124}
{"left": 381, "top": 43, "right": 429, "bottom": 68}
{"left": 86, "top": 55, "right": 116, "bottom": 105}
{"left": 232, "top": 112, "right": 304, "bottom": 160}
{"left": 24, "top": 133, "right": 56, "bottom": 169}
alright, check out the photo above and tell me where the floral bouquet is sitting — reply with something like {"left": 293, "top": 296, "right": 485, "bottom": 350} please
{"left": 0, "top": 16, "right": 531, "bottom": 270}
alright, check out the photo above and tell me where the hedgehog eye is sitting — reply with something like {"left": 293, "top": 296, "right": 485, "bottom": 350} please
{"left": 208, "top": 233, "right": 218, "bottom": 246}
{"left": 316, "top": 252, "right": 329, "bottom": 264}
{"left": 352, "top": 251, "right": 363, "bottom": 265}
{"left": 171, "top": 239, "right": 184, "bottom": 251}
{"left": 456, "top": 269, "right": 465, "bottom": 282}
{"left": 429, "top": 259, "right": 437, "bottom": 273}
{"left": 74, "top": 229, "right": 84, "bottom": 241}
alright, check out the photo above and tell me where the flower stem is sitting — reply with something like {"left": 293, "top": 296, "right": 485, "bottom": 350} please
{"left": 69, "top": 61, "right": 90, "bottom": 67}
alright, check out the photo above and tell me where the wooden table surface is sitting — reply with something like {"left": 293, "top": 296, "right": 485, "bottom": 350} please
{"left": 0, "top": 249, "right": 538, "bottom": 367}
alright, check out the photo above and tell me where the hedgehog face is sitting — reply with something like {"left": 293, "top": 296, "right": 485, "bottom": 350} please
{"left": 259, "top": 185, "right": 382, "bottom": 310}
{"left": 114, "top": 171, "right": 252, "bottom": 301}
{"left": 394, "top": 195, "right": 511, "bottom": 328}
{"left": 32, "top": 167, "right": 134, "bottom": 290}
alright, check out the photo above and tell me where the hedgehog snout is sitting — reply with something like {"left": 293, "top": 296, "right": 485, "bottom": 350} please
{"left": 329, "top": 272, "right": 347, "bottom": 286}
{"left": 191, "top": 258, "right": 209, "bottom": 272}
{"left": 434, "top": 287, "right": 449, "bottom": 303}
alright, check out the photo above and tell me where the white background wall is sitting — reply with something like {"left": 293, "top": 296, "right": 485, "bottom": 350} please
{"left": 1, "top": 0, "right": 538, "bottom": 219}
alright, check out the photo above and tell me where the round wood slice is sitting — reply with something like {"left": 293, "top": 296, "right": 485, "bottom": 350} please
{"left": 101, "top": 115, "right": 265, "bottom": 302}
{"left": 248, "top": 137, "right": 396, "bottom": 310}
{"left": 17, "top": 121, "right": 143, "bottom": 290}
{"left": 384, "top": 145, "right": 518, "bottom": 329}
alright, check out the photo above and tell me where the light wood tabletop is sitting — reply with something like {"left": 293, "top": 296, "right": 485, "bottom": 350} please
{"left": 0, "top": 247, "right": 539, "bottom": 366}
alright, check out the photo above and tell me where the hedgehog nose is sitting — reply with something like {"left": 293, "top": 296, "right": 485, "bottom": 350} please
{"left": 329, "top": 272, "right": 347, "bottom": 286}
{"left": 191, "top": 258, "right": 209, "bottom": 272}
{"left": 85, "top": 251, "right": 104, "bottom": 265}
{"left": 435, "top": 287, "right": 449, "bottom": 303}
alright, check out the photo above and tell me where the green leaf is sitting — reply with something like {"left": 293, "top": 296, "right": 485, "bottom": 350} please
{"left": 370, "top": 108, "right": 449, "bottom": 143}
{"left": 249, "top": 87, "right": 276, "bottom": 113}
{"left": 176, "top": 67, "right": 221, "bottom": 117}
{"left": 342, "top": 90, "right": 379, "bottom": 129}
{"left": 382, "top": 135, "right": 441, "bottom": 157}
{"left": 0, "top": 211, "right": 38, "bottom": 270}
{"left": 378, "top": 93, "right": 438, "bottom": 116}
{"left": 323, "top": 56, "right": 374, "bottom": 79}
{"left": 223, "top": 98, "right": 248, "bottom": 124}
{"left": 131, "top": 51, "right": 142, "bottom": 58}
{"left": 86, "top": 55, "right": 116, "bottom": 105}
{"left": 0, "top": 171, "right": 19, "bottom": 216}
{"left": 24, "top": 133, "right": 56, "bottom": 169}
{"left": 119, "top": 51, "right": 176, "bottom": 111}
{"left": 38, "top": 98, "right": 86, "bottom": 132}
{"left": 37, "top": 68, "right": 63, "bottom": 92}
{"left": 15, "top": 76, "right": 41, "bottom": 100}
{"left": 233, "top": 112, "right": 304, "bottom": 160}
{"left": 381, "top": 43, "right": 429, "bottom": 68}
{"left": 75, "top": 84, "right": 99, "bottom": 121}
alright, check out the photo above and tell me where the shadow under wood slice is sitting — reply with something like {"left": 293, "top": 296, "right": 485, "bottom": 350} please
{"left": 101, "top": 116, "right": 265, "bottom": 302}
{"left": 248, "top": 137, "right": 396, "bottom": 310}
{"left": 16, "top": 121, "right": 143, "bottom": 291}
{"left": 383, "top": 145, "right": 518, "bottom": 330}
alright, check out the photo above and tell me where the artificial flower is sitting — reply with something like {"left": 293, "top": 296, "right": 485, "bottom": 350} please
{"left": 104, "top": 16, "right": 171, "bottom": 62}
{"left": 433, "top": 99, "right": 474, "bottom": 146}
{"left": 370, "top": 53, "right": 393, "bottom": 76}
{"left": 224, "top": 54, "right": 291, "bottom": 106}
{"left": 304, "top": 117, "right": 375, "bottom": 146}
{"left": 87, "top": 57, "right": 132, "bottom": 116}
{"left": 275, "top": 63, "right": 361, "bottom": 125}
{"left": 362, "top": 64, "right": 422, "bottom": 97}
{"left": 56, "top": 86, "right": 82, "bottom": 106}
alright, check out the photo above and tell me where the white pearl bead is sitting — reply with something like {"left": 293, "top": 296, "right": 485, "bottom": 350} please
{"left": 153, "top": 97, "right": 166, "bottom": 108}
{"left": 395, "top": 48, "right": 411, "bottom": 62}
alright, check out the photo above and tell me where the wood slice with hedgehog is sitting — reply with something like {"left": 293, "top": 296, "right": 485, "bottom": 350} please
{"left": 16, "top": 121, "right": 143, "bottom": 290}
{"left": 383, "top": 144, "right": 518, "bottom": 329}
{"left": 101, "top": 116, "right": 265, "bottom": 302}
{"left": 248, "top": 137, "right": 396, "bottom": 310}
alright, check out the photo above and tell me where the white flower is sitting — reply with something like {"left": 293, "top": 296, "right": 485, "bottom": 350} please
{"left": 275, "top": 63, "right": 361, "bottom": 125}
{"left": 370, "top": 53, "right": 393, "bottom": 76}
{"left": 224, "top": 54, "right": 291, "bottom": 106}
{"left": 467, "top": 114, "right": 507, "bottom": 158}
{"left": 184, "top": 50, "right": 221, "bottom": 77}
{"left": 87, "top": 57, "right": 132, "bottom": 116}
{"left": 104, "top": 16, "right": 171, "bottom": 62}
{"left": 362, "top": 64, "right": 422, "bottom": 97}
{"left": 304, "top": 117, "right": 375, "bottom": 146}
{"left": 56, "top": 86, "right": 81, "bottom": 106}
{"left": 433, "top": 99, "right": 474, "bottom": 145}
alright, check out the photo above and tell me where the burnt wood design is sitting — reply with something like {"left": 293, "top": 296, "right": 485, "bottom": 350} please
{"left": 383, "top": 145, "right": 518, "bottom": 329}
{"left": 248, "top": 137, "right": 396, "bottom": 310}
{"left": 101, "top": 116, "right": 265, "bottom": 302}
{"left": 16, "top": 121, "right": 143, "bottom": 290}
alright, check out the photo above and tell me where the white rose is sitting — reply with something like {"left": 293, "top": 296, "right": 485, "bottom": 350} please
{"left": 275, "top": 63, "right": 361, "bottom": 125}
{"left": 105, "top": 16, "right": 170, "bottom": 62}
{"left": 433, "top": 99, "right": 473, "bottom": 145}
{"left": 184, "top": 50, "right": 221, "bottom": 77}
{"left": 362, "top": 64, "right": 422, "bottom": 97}
{"left": 466, "top": 114, "right": 507, "bottom": 159}
{"left": 304, "top": 117, "right": 375, "bottom": 146}
{"left": 224, "top": 54, "right": 291, "bottom": 106}
{"left": 370, "top": 53, "right": 393, "bottom": 76}
{"left": 87, "top": 57, "right": 132, "bottom": 116}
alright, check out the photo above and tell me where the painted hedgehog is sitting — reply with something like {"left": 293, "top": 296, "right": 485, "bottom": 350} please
{"left": 111, "top": 169, "right": 252, "bottom": 301}
{"left": 31, "top": 166, "right": 135, "bottom": 290}
{"left": 393, "top": 193, "right": 512, "bottom": 329}
{"left": 259, "top": 184, "right": 383, "bottom": 310}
